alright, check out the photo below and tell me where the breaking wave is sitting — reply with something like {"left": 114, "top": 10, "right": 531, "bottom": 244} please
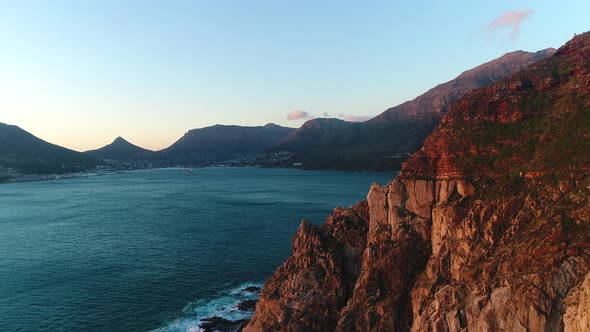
{"left": 152, "top": 282, "right": 263, "bottom": 332}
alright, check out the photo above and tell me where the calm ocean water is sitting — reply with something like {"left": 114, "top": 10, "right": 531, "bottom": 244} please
{"left": 0, "top": 168, "right": 393, "bottom": 331}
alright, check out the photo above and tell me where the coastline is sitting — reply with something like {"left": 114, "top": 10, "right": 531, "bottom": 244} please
{"left": 0, "top": 169, "right": 127, "bottom": 185}
{"left": 0, "top": 165, "right": 394, "bottom": 186}
{"left": 153, "top": 282, "right": 263, "bottom": 332}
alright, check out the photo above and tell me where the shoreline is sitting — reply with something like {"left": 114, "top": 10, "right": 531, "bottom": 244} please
{"left": 152, "top": 282, "right": 263, "bottom": 332}
{"left": 0, "top": 169, "right": 127, "bottom": 185}
{"left": 1, "top": 166, "right": 395, "bottom": 186}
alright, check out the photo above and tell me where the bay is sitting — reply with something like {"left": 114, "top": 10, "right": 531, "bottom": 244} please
{"left": 0, "top": 168, "right": 393, "bottom": 331}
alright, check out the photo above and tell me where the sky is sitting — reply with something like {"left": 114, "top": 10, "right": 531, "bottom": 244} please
{"left": 0, "top": 1, "right": 589, "bottom": 151}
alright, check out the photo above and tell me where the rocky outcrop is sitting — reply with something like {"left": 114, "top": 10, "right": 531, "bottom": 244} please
{"left": 335, "top": 181, "right": 432, "bottom": 331}
{"left": 200, "top": 316, "right": 248, "bottom": 332}
{"left": 245, "top": 32, "right": 590, "bottom": 331}
{"left": 408, "top": 175, "right": 590, "bottom": 331}
{"left": 245, "top": 201, "right": 371, "bottom": 332}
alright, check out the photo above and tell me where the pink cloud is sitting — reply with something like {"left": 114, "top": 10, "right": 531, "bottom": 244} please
{"left": 287, "top": 109, "right": 312, "bottom": 120}
{"left": 487, "top": 9, "right": 532, "bottom": 41}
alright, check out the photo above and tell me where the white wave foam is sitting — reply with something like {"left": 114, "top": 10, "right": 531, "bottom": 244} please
{"left": 152, "top": 282, "right": 262, "bottom": 332}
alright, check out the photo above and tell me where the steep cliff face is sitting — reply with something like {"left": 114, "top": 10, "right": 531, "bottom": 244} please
{"left": 406, "top": 177, "right": 590, "bottom": 331}
{"left": 245, "top": 32, "right": 590, "bottom": 332}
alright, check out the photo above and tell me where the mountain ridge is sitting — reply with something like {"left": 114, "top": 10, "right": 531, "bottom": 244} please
{"left": 371, "top": 47, "right": 557, "bottom": 122}
{"left": 0, "top": 49, "right": 558, "bottom": 175}
{"left": 0, "top": 122, "right": 101, "bottom": 175}
{"left": 164, "top": 123, "right": 295, "bottom": 153}
{"left": 159, "top": 123, "right": 295, "bottom": 165}
{"left": 85, "top": 136, "right": 155, "bottom": 161}
{"left": 269, "top": 48, "right": 556, "bottom": 170}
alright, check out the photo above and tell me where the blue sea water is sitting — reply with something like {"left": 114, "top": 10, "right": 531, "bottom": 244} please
{"left": 0, "top": 168, "right": 394, "bottom": 331}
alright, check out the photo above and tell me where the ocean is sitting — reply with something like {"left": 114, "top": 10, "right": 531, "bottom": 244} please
{"left": 0, "top": 168, "right": 393, "bottom": 331}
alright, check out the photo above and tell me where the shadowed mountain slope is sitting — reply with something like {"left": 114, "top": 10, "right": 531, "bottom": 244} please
{"left": 85, "top": 137, "right": 155, "bottom": 161}
{"left": 160, "top": 123, "right": 295, "bottom": 165}
{"left": 270, "top": 48, "right": 556, "bottom": 170}
{"left": 0, "top": 122, "right": 100, "bottom": 174}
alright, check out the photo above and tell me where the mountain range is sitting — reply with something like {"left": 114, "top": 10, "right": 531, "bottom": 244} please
{"left": 0, "top": 47, "right": 556, "bottom": 178}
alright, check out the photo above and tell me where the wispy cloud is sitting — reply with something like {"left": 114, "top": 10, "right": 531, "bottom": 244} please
{"left": 287, "top": 109, "right": 312, "bottom": 120}
{"left": 487, "top": 9, "right": 532, "bottom": 41}
{"left": 321, "top": 112, "right": 371, "bottom": 122}
{"left": 342, "top": 115, "right": 372, "bottom": 122}
{"left": 322, "top": 112, "right": 344, "bottom": 118}
{"left": 288, "top": 110, "right": 372, "bottom": 122}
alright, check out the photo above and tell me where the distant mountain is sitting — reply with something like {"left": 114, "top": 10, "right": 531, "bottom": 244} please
{"left": 0, "top": 122, "right": 100, "bottom": 174}
{"left": 85, "top": 137, "right": 155, "bottom": 161}
{"left": 161, "top": 123, "right": 295, "bottom": 165}
{"left": 270, "top": 48, "right": 556, "bottom": 170}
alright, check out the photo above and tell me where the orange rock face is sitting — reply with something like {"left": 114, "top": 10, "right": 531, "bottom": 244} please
{"left": 244, "top": 201, "right": 370, "bottom": 332}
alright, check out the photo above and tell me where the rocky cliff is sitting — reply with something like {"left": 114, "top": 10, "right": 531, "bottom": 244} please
{"left": 244, "top": 32, "right": 590, "bottom": 331}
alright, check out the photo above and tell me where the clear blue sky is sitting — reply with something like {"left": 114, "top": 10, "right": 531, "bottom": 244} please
{"left": 1, "top": 0, "right": 588, "bottom": 151}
